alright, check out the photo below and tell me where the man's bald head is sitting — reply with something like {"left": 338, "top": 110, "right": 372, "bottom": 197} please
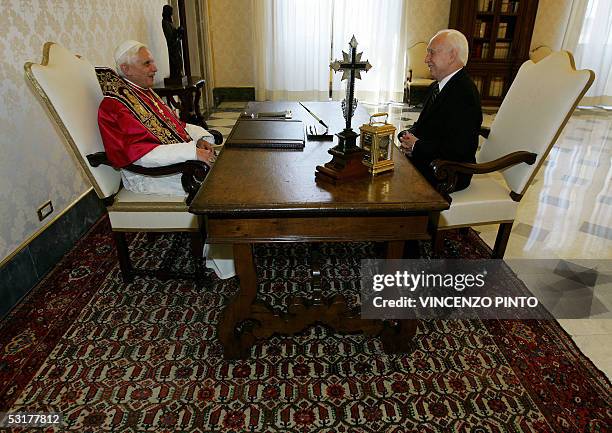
{"left": 425, "top": 29, "right": 469, "bottom": 81}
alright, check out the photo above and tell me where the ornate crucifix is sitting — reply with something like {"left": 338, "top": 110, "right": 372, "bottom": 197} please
{"left": 331, "top": 35, "right": 372, "bottom": 148}
{"left": 316, "top": 36, "right": 373, "bottom": 184}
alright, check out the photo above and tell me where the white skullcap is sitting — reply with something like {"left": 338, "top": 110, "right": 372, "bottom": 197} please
{"left": 113, "top": 40, "right": 145, "bottom": 64}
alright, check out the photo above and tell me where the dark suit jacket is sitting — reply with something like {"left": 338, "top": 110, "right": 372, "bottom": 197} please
{"left": 401, "top": 68, "right": 482, "bottom": 192}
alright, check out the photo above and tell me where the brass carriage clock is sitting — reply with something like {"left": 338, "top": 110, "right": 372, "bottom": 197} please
{"left": 359, "top": 113, "right": 396, "bottom": 175}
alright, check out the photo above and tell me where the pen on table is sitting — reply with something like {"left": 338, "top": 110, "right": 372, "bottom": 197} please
{"left": 299, "top": 102, "right": 329, "bottom": 129}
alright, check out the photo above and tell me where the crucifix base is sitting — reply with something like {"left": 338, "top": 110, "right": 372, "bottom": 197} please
{"left": 315, "top": 129, "right": 369, "bottom": 184}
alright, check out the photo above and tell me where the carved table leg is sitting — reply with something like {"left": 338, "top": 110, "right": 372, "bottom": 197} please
{"left": 218, "top": 240, "right": 419, "bottom": 359}
{"left": 218, "top": 243, "right": 258, "bottom": 360}
{"left": 381, "top": 240, "right": 417, "bottom": 354}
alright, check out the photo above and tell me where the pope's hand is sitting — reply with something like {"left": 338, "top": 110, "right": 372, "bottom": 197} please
{"left": 196, "top": 147, "right": 216, "bottom": 165}
{"left": 196, "top": 137, "right": 213, "bottom": 151}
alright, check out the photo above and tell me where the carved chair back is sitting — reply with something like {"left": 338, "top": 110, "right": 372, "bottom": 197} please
{"left": 25, "top": 42, "right": 121, "bottom": 199}
{"left": 478, "top": 51, "right": 594, "bottom": 197}
{"left": 529, "top": 45, "right": 553, "bottom": 63}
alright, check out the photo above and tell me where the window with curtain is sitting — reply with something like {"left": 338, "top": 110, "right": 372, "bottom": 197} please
{"left": 564, "top": 0, "right": 612, "bottom": 105}
{"left": 253, "top": 0, "right": 407, "bottom": 103}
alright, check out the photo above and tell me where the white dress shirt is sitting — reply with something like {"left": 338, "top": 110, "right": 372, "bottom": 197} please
{"left": 437, "top": 67, "right": 462, "bottom": 92}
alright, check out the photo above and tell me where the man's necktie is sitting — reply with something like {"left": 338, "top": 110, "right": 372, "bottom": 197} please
{"left": 431, "top": 82, "right": 440, "bottom": 103}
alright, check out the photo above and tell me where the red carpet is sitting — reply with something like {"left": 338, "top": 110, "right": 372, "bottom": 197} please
{"left": 0, "top": 217, "right": 609, "bottom": 432}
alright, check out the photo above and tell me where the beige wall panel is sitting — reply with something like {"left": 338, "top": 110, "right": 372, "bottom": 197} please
{"left": 208, "top": 0, "right": 255, "bottom": 87}
{"left": 0, "top": 0, "right": 168, "bottom": 262}
{"left": 406, "top": 0, "right": 451, "bottom": 48}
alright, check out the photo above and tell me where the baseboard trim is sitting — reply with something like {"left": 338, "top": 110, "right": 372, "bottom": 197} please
{"left": 0, "top": 189, "right": 105, "bottom": 318}
{"left": 213, "top": 87, "right": 255, "bottom": 107}
{"left": 0, "top": 188, "right": 95, "bottom": 268}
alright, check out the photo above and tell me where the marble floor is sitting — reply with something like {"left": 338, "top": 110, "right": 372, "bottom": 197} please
{"left": 480, "top": 106, "right": 612, "bottom": 379}
{"left": 207, "top": 101, "right": 611, "bottom": 379}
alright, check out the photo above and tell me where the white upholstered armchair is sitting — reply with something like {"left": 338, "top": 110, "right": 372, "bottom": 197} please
{"left": 431, "top": 51, "right": 594, "bottom": 258}
{"left": 405, "top": 42, "right": 435, "bottom": 107}
{"left": 25, "top": 42, "right": 209, "bottom": 282}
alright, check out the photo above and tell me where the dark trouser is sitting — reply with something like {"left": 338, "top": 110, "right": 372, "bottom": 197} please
{"left": 408, "top": 155, "right": 472, "bottom": 193}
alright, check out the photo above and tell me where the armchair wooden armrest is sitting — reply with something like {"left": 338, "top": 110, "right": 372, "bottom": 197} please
{"left": 190, "top": 116, "right": 223, "bottom": 145}
{"left": 86, "top": 151, "right": 112, "bottom": 167}
{"left": 431, "top": 151, "right": 537, "bottom": 196}
{"left": 208, "top": 129, "right": 224, "bottom": 145}
{"left": 179, "top": 160, "right": 210, "bottom": 203}
{"left": 86, "top": 151, "right": 209, "bottom": 204}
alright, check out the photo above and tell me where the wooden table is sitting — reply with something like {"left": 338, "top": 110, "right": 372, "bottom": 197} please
{"left": 189, "top": 101, "right": 449, "bottom": 359}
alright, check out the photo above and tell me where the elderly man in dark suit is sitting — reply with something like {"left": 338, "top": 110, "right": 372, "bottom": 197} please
{"left": 399, "top": 29, "right": 482, "bottom": 192}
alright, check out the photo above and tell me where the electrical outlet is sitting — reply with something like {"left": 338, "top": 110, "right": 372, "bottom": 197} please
{"left": 37, "top": 200, "right": 54, "bottom": 221}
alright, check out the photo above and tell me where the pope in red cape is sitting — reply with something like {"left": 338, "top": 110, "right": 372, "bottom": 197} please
{"left": 97, "top": 40, "right": 235, "bottom": 279}
{"left": 97, "top": 40, "right": 216, "bottom": 196}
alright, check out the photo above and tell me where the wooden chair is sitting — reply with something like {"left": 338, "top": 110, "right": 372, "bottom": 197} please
{"left": 25, "top": 42, "right": 210, "bottom": 282}
{"left": 405, "top": 42, "right": 435, "bottom": 107}
{"left": 431, "top": 51, "right": 594, "bottom": 258}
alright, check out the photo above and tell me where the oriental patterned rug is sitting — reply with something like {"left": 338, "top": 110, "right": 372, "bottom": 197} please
{"left": 0, "top": 217, "right": 609, "bottom": 432}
